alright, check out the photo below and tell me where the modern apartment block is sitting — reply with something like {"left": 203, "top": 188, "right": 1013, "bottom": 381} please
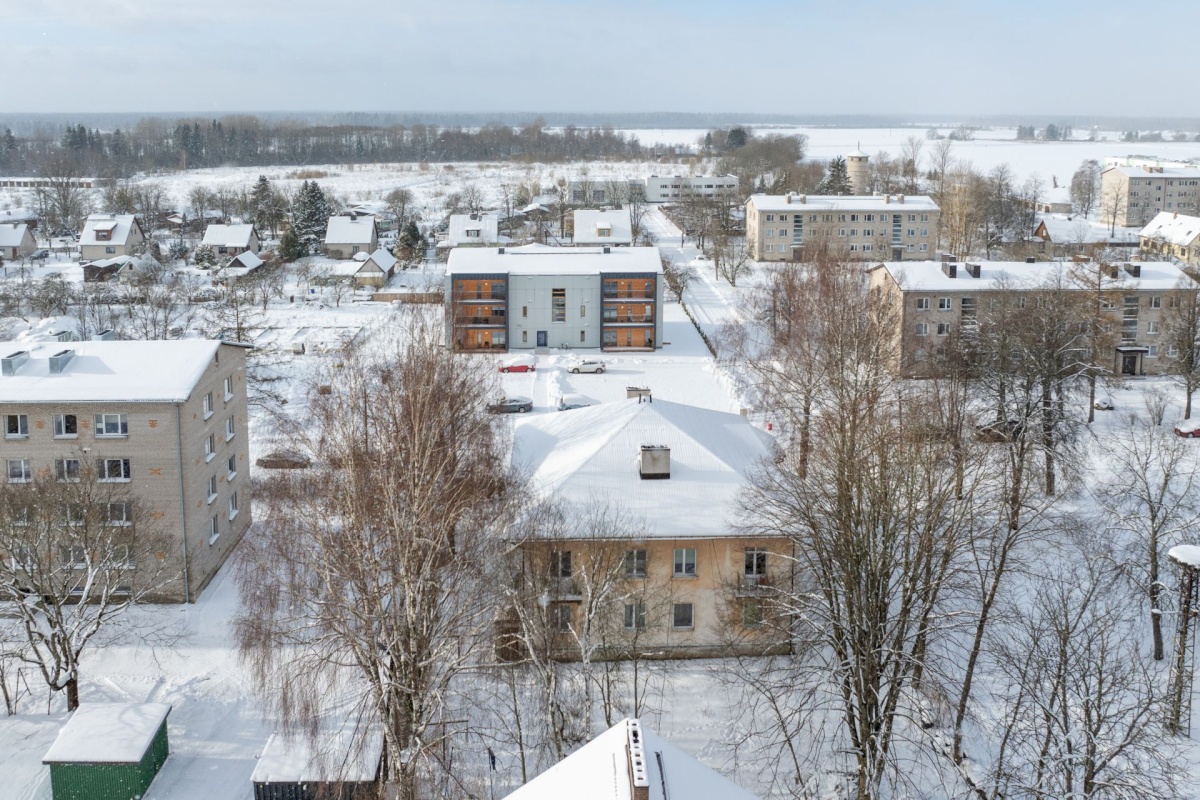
{"left": 641, "top": 174, "right": 738, "bottom": 203}
{"left": 1100, "top": 165, "right": 1200, "bottom": 228}
{"left": 445, "top": 244, "right": 663, "bottom": 352}
{"left": 868, "top": 259, "right": 1197, "bottom": 377}
{"left": 746, "top": 193, "right": 940, "bottom": 262}
{"left": 0, "top": 339, "right": 252, "bottom": 602}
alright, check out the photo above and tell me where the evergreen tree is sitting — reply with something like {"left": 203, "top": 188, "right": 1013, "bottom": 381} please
{"left": 396, "top": 220, "right": 425, "bottom": 263}
{"left": 278, "top": 227, "right": 307, "bottom": 263}
{"left": 250, "top": 175, "right": 273, "bottom": 231}
{"left": 291, "top": 181, "right": 332, "bottom": 255}
{"left": 818, "top": 156, "right": 852, "bottom": 195}
{"left": 725, "top": 127, "right": 748, "bottom": 149}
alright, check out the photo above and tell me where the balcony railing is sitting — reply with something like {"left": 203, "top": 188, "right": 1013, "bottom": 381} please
{"left": 457, "top": 291, "right": 507, "bottom": 301}
{"left": 736, "top": 574, "right": 773, "bottom": 595}
{"left": 454, "top": 316, "right": 507, "bottom": 326}
{"left": 457, "top": 341, "right": 508, "bottom": 352}
{"left": 603, "top": 290, "right": 655, "bottom": 300}
{"left": 602, "top": 317, "right": 654, "bottom": 325}
{"left": 548, "top": 577, "right": 582, "bottom": 599}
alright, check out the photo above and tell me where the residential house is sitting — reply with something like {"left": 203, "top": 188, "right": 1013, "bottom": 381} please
{"left": 1032, "top": 214, "right": 1140, "bottom": 257}
{"left": 323, "top": 214, "right": 378, "bottom": 259}
{"left": 331, "top": 247, "right": 397, "bottom": 288}
{"left": 217, "top": 251, "right": 265, "bottom": 282}
{"left": 573, "top": 208, "right": 633, "bottom": 246}
{"left": 441, "top": 212, "right": 503, "bottom": 252}
{"left": 446, "top": 244, "right": 662, "bottom": 352}
{"left": 0, "top": 208, "right": 39, "bottom": 229}
{"left": 1139, "top": 211, "right": 1200, "bottom": 267}
{"left": 868, "top": 259, "right": 1198, "bottom": 377}
{"left": 1100, "top": 165, "right": 1200, "bottom": 228}
{"left": 201, "top": 223, "right": 261, "bottom": 257}
{"left": 0, "top": 223, "right": 36, "bottom": 260}
{"left": 0, "top": 339, "right": 253, "bottom": 602}
{"left": 345, "top": 201, "right": 400, "bottom": 233}
{"left": 502, "top": 718, "right": 760, "bottom": 800}
{"left": 745, "top": 193, "right": 940, "bottom": 261}
{"left": 501, "top": 398, "right": 787, "bottom": 661}
{"left": 79, "top": 214, "right": 145, "bottom": 261}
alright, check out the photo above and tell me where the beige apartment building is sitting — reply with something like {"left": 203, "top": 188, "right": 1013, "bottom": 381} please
{"left": 745, "top": 193, "right": 940, "bottom": 262}
{"left": 1100, "top": 165, "right": 1200, "bottom": 228}
{"left": 868, "top": 259, "right": 1198, "bottom": 377}
{"left": 501, "top": 398, "right": 790, "bottom": 660}
{"left": 1139, "top": 211, "right": 1200, "bottom": 268}
{"left": 0, "top": 339, "right": 252, "bottom": 602}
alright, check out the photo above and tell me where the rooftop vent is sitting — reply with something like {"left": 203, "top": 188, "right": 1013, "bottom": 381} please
{"left": 49, "top": 330, "right": 74, "bottom": 343}
{"left": 1125, "top": 263, "right": 1142, "bottom": 278}
{"left": 626, "top": 719, "right": 650, "bottom": 800}
{"left": 497, "top": 247, "right": 505, "bottom": 255}
{"left": 965, "top": 263, "right": 981, "bottom": 278}
{"left": 639, "top": 445, "right": 670, "bottom": 480}
{"left": 1025, "top": 256, "right": 1036, "bottom": 263}
{"left": 48, "top": 349, "right": 74, "bottom": 374}
{"left": 603, "top": 246, "right": 611, "bottom": 254}
{"left": 93, "top": 329, "right": 116, "bottom": 341}
{"left": 942, "top": 262, "right": 958, "bottom": 279}
{"left": 1, "top": 350, "right": 30, "bottom": 376}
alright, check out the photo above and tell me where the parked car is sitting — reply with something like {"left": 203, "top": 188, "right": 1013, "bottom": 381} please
{"left": 488, "top": 396, "right": 533, "bottom": 414}
{"left": 975, "top": 418, "right": 1023, "bottom": 443}
{"left": 557, "top": 394, "right": 591, "bottom": 412}
{"left": 1094, "top": 397, "right": 1115, "bottom": 411}
{"left": 568, "top": 359, "right": 606, "bottom": 374}
{"left": 1175, "top": 420, "right": 1200, "bottom": 438}
{"left": 500, "top": 355, "right": 536, "bottom": 374}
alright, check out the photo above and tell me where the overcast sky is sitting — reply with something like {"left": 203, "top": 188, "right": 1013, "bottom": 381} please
{"left": 7, "top": 0, "right": 1199, "bottom": 117}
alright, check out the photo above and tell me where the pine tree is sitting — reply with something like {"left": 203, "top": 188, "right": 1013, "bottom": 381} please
{"left": 396, "top": 220, "right": 425, "bottom": 263}
{"left": 725, "top": 128, "right": 748, "bottom": 149}
{"left": 291, "top": 181, "right": 332, "bottom": 255}
{"left": 250, "top": 175, "right": 272, "bottom": 228}
{"left": 278, "top": 227, "right": 306, "bottom": 263}
{"left": 819, "top": 156, "right": 852, "bottom": 195}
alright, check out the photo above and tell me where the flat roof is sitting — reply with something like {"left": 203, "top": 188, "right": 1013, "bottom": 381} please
{"left": 872, "top": 260, "right": 1195, "bottom": 293}
{"left": 43, "top": 703, "right": 170, "bottom": 764}
{"left": 251, "top": 729, "right": 383, "bottom": 783}
{"left": 448, "top": 244, "right": 661, "bottom": 276}
{"left": 748, "top": 193, "right": 940, "bottom": 212}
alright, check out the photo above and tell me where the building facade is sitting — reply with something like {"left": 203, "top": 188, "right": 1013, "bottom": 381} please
{"left": 79, "top": 214, "right": 145, "bottom": 261}
{"left": 572, "top": 208, "right": 633, "bottom": 246}
{"left": 746, "top": 193, "right": 940, "bottom": 262}
{"left": 1139, "top": 211, "right": 1200, "bottom": 267}
{"left": 641, "top": 175, "right": 738, "bottom": 203}
{"left": 1100, "top": 165, "right": 1200, "bottom": 228}
{"left": 868, "top": 259, "right": 1198, "bottom": 377}
{"left": 323, "top": 215, "right": 378, "bottom": 259}
{"left": 446, "top": 244, "right": 663, "bottom": 352}
{"left": 0, "top": 340, "right": 252, "bottom": 602}
{"left": 0, "top": 222, "right": 36, "bottom": 260}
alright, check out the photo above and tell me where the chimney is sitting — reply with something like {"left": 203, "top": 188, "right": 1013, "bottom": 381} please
{"left": 639, "top": 445, "right": 670, "bottom": 480}
{"left": 93, "top": 329, "right": 117, "bottom": 341}
{"left": 603, "top": 246, "right": 611, "bottom": 254}
{"left": 898, "top": 194, "right": 906, "bottom": 204}
{"left": 497, "top": 247, "right": 505, "bottom": 254}
{"left": 966, "top": 263, "right": 981, "bottom": 278}
{"left": 1025, "top": 256, "right": 1036, "bottom": 263}
{"left": 1104, "top": 264, "right": 1119, "bottom": 279}
{"left": 48, "top": 349, "right": 74, "bottom": 374}
{"left": 885, "top": 195, "right": 891, "bottom": 204}
{"left": 626, "top": 720, "right": 651, "bottom": 800}
{"left": 941, "top": 262, "right": 958, "bottom": 279}
{"left": 1124, "top": 263, "right": 1142, "bottom": 278}
{"left": 798, "top": 194, "right": 806, "bottom": 204}
{"left": 785, "top": 194, "right": 792, "bottom": 205}
{"left": 1, "top": 350, "right": 30, "bottom": 376}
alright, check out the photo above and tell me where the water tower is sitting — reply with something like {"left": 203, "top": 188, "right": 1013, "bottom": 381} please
{"left": 846, "top": 147, "right": 870, "bottom": 195}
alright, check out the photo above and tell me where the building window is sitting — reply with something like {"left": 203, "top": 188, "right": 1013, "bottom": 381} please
{"left": 223, "top": 376, "right": 234, "bottom": 400}
{"left": 225, "top": 416, "right": 236, "bottom": 442}
{"left": 745, "top": 548, "right": 768, "bottom": 577}
{"left": 915, "top": 297, "right": 930, "bottom": 310}
{"left": 1149, "top": 345, "right": 1160, "bottom": 358}
{"left": 624, "top": 548, "right": 648, "bottom": 578}
{"left": 522, "top": 331, "right": 528, "bottom": 343}
{"left": 203, "top": 392, "right": 213, "bottom": 418}
{"left": 1150, "top": 296, "right": 1162, "bottom": 309}
{"left": 1147, "top": 321, "right": 1160, "bottom": 335}
{"left": 551, "top": 550, "right": 572, "bottom": 578}
{"left": 4, "top": 414, "right": 28, "bottom": 439}
{"left": 209, "top": 515, "right": 220, "bottom": 545}
{"left": 54, "top": 414, "right": 78, "bottom": 438}
{"left": 552, "top": 289, "right": 566, "bottom": 323}
{"left": 580, "top": 304, "right": 586, "bottom": 319}
{"left": 765, "top": 214, "right": 774, "bottom": 222}
{"left": 550, "top": 604, "right": 572, "bottom": 631}
{"left": 672, "top": 603, "right": 694, "bottom": 630}
{"left": 97, "top": 458, "right": 131, "bottom": 482}
{"left": 673, "top": 548, "right": 696, "bottom": 577}
{"left": 938, "top": 297, "right": 952, "bottom": 311}
{"left": 915, "top": 323, "right": 930, "bottom": 337}
{"left": 227, "top": 455, "right": 237, "bottom": 480}
{"left": 937, "top": 323, "right": 951, "bottom": 336}
{"left": 61, "top": 505, "right": 86, "bottom": 526}
{"left": 743, "top": 599, "right": 764, "bottom": 628}
{"left": 106, "top": 502, "right": 132, "bottom": 526}
{"left": 205, "top": 433, "right": 216, "bottom": 462}
{"left": 7, "top": 458, "right": 31, "bottom": 483}
{"left": 94, "top": 413, "right": 128, "bottom": 437}
{"left": 228, "top": 491, "right": 240, "bottom": 521}
{"left": 579, "top": 330, "right": 586, "bottom": 343}
{"left": 624, "top": 603, "right": 647, "bottom": 630}
{"left": 61, "top": 545, "right": 88, "bottom": 568}
{"left": 522, "top": 306, "right": 528, "bottom": 318}
{"left": 766, "top": 229, "right": 774, "bottom": 238}
{"left": 55, "top": 458, "right": 81, "bottom": 482}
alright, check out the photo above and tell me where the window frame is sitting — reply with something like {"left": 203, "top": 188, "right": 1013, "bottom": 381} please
{"left": 673, "top": 547, "right": 697, "bottom": 578}
{"left": 624, "top": 548, "right": 648, "bottom": 579}
{"left": 93, "top": 413, "right": 129, "bottom": 438}
{"left": 54, "top": 414, "right": 78, "bottom": 438}
{"left": 4, "top": 414, "right": 29, "bottom": 439}
{"left": 672, "top": 602, "right": 695, "bottom": 630}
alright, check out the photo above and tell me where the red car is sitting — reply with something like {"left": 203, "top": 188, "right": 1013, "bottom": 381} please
{"left": 499, "top": 356, "right": 536, "bottom": 374}
{"left": 1175, "top": 420, "right": 1200, "bottom": 438}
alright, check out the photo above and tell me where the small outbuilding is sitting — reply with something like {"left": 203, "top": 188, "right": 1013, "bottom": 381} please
{"left": 42, "top": 702, "right": 171, "bottom": 800}
{"left": 251, "top": 729, "right": 383, "bottom": 800}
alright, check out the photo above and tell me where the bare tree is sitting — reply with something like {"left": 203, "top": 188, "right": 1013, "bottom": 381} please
{"left": 1070, "top": 159, "right": 1102, "bottom": 217}
{"left": 34, "top": 154, "right": 92, "bottom": 233}
{"left": 1100, "top": 182, "right": 1128, "bottom": 235}
{"left": 1161, "top": 281, "right": 1200, "bottom": 418}
{"left": 712, "top": 232, "right": 753, "bottom": 287}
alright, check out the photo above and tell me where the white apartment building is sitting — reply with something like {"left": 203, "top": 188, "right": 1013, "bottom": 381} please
{"left": 1100, "top": 165, "right": 1200, "bottom": 227}
{"left": 641, "top": 175, "right": 738, "bottom": 203}
{"left": 745, "top": 193, "right": 940, "bottom": 262}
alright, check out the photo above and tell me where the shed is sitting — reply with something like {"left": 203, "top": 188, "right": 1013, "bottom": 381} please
{"left": 251, "top": 729, "right": 383, "bottom": 800}
{"left": 42, "top": 702, "right": 171, "bottom": 800}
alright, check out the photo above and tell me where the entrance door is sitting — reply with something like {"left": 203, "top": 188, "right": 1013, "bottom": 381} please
{"left": 536, "top": 330, "right": 547, "bottom": 347}
{"left": 1121, "top": 354, "right": 1138, "bottom": 375}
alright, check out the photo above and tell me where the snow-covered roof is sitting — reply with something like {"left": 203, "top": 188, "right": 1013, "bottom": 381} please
{"left": 251, "top": 729, "right": 383, "bottom": 784}
{"left": 747, "top": 193, "right": 939, "bottom": 212}
{"left": 365, "top": 247, "right": 397, "bottom": 271}
{"left": 1036, "top": 214, "right": 1139, "bottom": 245}
{"left": 448, "top": 212, "right": 501, "bottom": 245}
{"left": 846, "top": 148, "right": 870, "bottom": 158}
{"left": 80, "top": 214, "right": 139, "bottom": 246}
{"left": 0, "top": 223, "right": 30, "bottom": 247}
{"left": 511, "top": 399, "right": 774, "bottom": 539}
{"left": 324, "top": 215, "right": 376, "bottom": 245}
{"left": 1140, "top": 211, "right": 1200, "bottom": 247}
{"left": 1107, "top": 165, "right": 1200, "bottom": 179}
{"left": 202, "top": 223, "right": 256, "bottom": 249}
{"left": 449, "top": 244, "right": 662, "bottom": 277}
{"left": 222, "top": 251, "right": 264, "bottom": 277}
{"left": 574, "top": 209, "right": 633, "bottom": 245}
{"left": 43, "top": 703, "right": 171, "bottom": 764}
{"left": 0, "top": 207, "right": 37, "bottom": 223}
{"left": 872, "top": 260, "right": 1196, "bottom": 293}
{"left": 503, "top": 718, "right": 759, "bottom": 800}
{"left": 83, "top": 255, "right": 137, "bottom": 269}
{"left": 1169, "top": 545, "right": 1200, "bottom": 568}
{"left": 0, "top": 340, "right": 228, "bottom": 404}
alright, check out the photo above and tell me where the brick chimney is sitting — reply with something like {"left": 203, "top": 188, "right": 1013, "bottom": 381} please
{"left": 941, "top": 262, "right": 957, "bottom": 279}
{"left": 626, "top": 720, "right": 651, "bottom": 800}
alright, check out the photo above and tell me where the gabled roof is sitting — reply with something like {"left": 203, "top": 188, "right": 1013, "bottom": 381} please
{"left": 503, "top": 718, "right": 759, "bottom": 800}
{"left": 0, "top": 208, "right": 37, "bottom": 224}
{"left": 0, "top": 223, "right": 31, "bottom": 247}
{"left": 574, "top": 209, "right": 633, "bottom": 244}
{"left": 448, "top": 212, "right": 501, "bottom": 245}
{"left": 80, "top": 214, "right": 140, "bottom": 246}
{"left": 43, "top": 703, "right": 171, "bottom": 764}
{"left": 324, "top": 215, "right": 377, "bottom": 245}
{"left": 202, "top": 223, "right": 257, "bottom": 248}
{"left": 1140, "top": 211, "right": 1200, "bottom": 248}
{"left": 747, "top": 193, "right": 940, "bottom": 212}
{"left": 1035, "top": 214, "right": 1139, "bottom": 245}
{"left": 871, "top": 259, "right": 1196, "bottom": 293}
{"left": 511, "top": 399, "right": 774, "bottom": 538}
{"left": 223, "top": 251, "right": 264, "bottom": 276}
{"left": 364, "top": 247, "right": 397, "bottom": 271}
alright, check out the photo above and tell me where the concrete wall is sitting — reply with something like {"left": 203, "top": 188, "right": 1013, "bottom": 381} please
{"left": 508, "top": 273, "right": 600, "bottom": 350}
{"left": 746, "top": 198, "right": 939, "bottom": 262}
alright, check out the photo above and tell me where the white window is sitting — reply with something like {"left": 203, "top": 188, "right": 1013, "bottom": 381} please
{"left": 908, "top": 229, "right": 917, "bottom": 237}
{"left": 203, "top": 392, "right": 213, "bottom": 419}
{"left": 54, "top": 414, "right": 78, "bottom": 438}
{"left": 1149, "top": 345, "right": 1160, "bottom": 358}
{"left": 228, "top": 491, "right": 239, "bottom": 521}
{"left": 1169, "top": 345, "right": 1180, "bottom": 357}
{"left": 673, "top": 548, "right": 696, "bottom": 577}
{"left": 10, "top": 544, "right": 34, "bottom": 570}
{"left": 921, "top": 214, "right": 929, "bottom": 222}
{"left": 863, "top": 244, "right": 872, "bottom": 252}
{"left": 779, "top": 214, "right": 788, "bottom": 222}
{"left": 94, "top": 413, "right": 128, "bottom": 437}
{"left": 743, "top": 599, "right": 764, "bottom": 627}
{"left": 551, "top": 550, "right": 572, "bottom": 578}
{"left": 207, "top": 475, "right": 218, "bottom": 503}
{"left": 765, "top": 214, "right": 774, "bottom": 222}
{"left": 106, "top": 502, "right": 132, "bottom": 526}
{"left": 61, "top": 504, "right": 86, "bottom": 526}
{"left": 97, "top": 457, "right": 131, "bottom": 482}
{"left": 4, "top": 414, "right": 28, "bottom": 439}
{"left": 765, "top": 244, "right": 773, "bottom": 253}
{"left": 550, "top": 604, "right": 572, "bottom": 631}
{"left": 209, "top": 514, "right": 220, "bottom": 545}
{"left": 766, "top": 229, "right": 774, "bottom": 238}
{"left": 205, "top": 433, "right": 216, "bottom": 462}
{"left": 55, "top": 458, "right": 81, "bottom": 482}
{"left": 227, "top": 454, "right": 237, "bottom": 480}
{"left": 1150, "top": 296, "right": 1162, "bottom": 309}
{"left": 225, "top": 415, "right": 236, "bottom": 442}
{"left": 7, "top": 458, "right": 31, "bottom": 483}
{"left": 624, "top": 603, "right": 647, "bottom": 630}
{"left": 919, "top": 244, "right": 928, "bottom": 252}
{"left": 838, "top": 229, "right": 847, "bottom": 237}
{"left": 849, "top": 244, "right": 859, "bottom": 252}
{"left": 778, "top": 228, "right": 787, "bottom": 237}
{"left": 672, "top": 602, "right": 694, "bottom": 629}
{"left": 223, "top": 376, "right": 234, "bottom": 400}
{"left": 61, "top": 545, "right": 87, "bottom": 568}
{"left": 915, "top": 323, "right": 930, "bottom": 337}
{"left": 624, "top": 549, "right": 648, "bottom": 578}
{"left": 938, "top": 297, "right": 952, "bottom": 311}
{"left": 745, "top": 548, "right": 768, "bottom": 577}
{"left": 937, "top": 322, "right": 951, "bottom": 336}
{"left": 915, "top": 297, "right": 930, "bottom": 310}
{"left": 1147, "top": 321, "right": 1160, "bottom": 335}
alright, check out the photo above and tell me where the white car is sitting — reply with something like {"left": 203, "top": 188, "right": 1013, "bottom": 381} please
{"left": 568, "top": 359, "right": 606, "bottom": 374}
{"left": 557, "top": 394, "right": 592, "bottom": 411}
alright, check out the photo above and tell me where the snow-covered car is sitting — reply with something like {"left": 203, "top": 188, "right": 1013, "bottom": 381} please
{"left": 1174, "top": 419, "right": 1200, "bottom": 438}
{"left": 1094, "top": 398, "right": 1115, "bottom": 411}
{"left": 567, "top": 359, "right": 606, "bottom": 374}
{"left": 975, "top": 418, "right": 1023, "bottom": 443}
{"left": 557, "top": 394, "right": 591, "bottom": 412}
{"left": 499, "top": 356, "right": 536, "bottom": 374}
{"left": 488, "top": 396, "right": 533, "bottom": 414}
